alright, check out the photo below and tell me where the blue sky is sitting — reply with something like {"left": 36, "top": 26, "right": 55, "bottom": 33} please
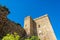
{"left": 0, "top": 0, "right": 60, "bottom": 40}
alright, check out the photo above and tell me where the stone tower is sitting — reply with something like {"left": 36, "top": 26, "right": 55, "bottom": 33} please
{"left": 24, "top": 16, "right": 37, "bottom": 37}
{"left": 24, "top": 14, "right": 57, "bottom": 40}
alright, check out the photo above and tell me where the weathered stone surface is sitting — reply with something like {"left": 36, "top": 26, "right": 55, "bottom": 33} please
{"left": 24, "top": 15, "right": 57, "bottom": 40}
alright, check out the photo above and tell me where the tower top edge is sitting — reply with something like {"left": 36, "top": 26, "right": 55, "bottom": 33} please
{"left": 24, "top": 16, "right": 31, "bottom": 20}
{"left": 34, "top": 14, "right": 48, "bottom": 20}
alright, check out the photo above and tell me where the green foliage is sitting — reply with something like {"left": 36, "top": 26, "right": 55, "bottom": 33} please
{"left": 30, "top": 36, "right": 39, "bottom": 40}
{"left": 2, "top": 32, "right": 40, "bottom": 40}
{"left": 25, "top": 38, "right": 30, "bottom": 40}
{"left": 25, "top": 36, "right": 40, "bottom": 40}
{"left": 2, "top": 32, "right": 20, "bottom": 40}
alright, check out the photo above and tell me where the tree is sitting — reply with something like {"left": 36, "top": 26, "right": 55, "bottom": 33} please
{"left": 2, "top": 32, "right": 20, "bottom": 40}
{"left": 2, "top": 32, "right": 40, "bottom": 40}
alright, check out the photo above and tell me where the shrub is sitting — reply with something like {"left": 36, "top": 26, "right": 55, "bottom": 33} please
{"left": 2, "top": 32, "right": 20, "bottom": 40}
{"left": 25, "top": 36, "right": 40, "bottom": 40}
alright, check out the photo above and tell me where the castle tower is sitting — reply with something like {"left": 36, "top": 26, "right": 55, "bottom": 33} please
{"left": 24, "top": 14, "right": 57, "bottom": 40}
{"left": 34, "top": 14, "right": 57, "bottom": 40}
{"left": 24, "top": 16, "right": 37, "bottom": 37}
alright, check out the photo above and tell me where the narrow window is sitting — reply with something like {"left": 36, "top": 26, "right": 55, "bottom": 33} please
{"left": 25, "top": 25, "right": 27, "bottom": 27}
{"left": 38, "top": 25, "right": 40, "bottom": 28}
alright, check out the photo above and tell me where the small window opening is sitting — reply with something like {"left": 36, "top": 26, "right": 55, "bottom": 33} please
{"left": 38, "top": 25, "right": 40, "bottom": 28}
